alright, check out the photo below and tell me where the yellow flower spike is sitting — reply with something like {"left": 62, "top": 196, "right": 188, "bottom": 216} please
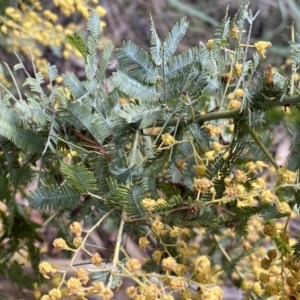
{"left": 138, "top": 237, "right": 150, "bottom": 250}
{"left": 67, "top": 277, "right": 83, "bottom": 295}
{"left": 193, "top": 177, "right": 213, "bottom": 194}
{"left": 276, "top": 201, "right": 291, "bottom": 214}
{"left": 141, "top": 284, "right": 159, "bottom": 299}
{"left": 206, "top": 39, "right": 214, "bottom": 50}
{"left": 91, "top": 252, "right": 102, "bottom": 267}
{"left": 152, "top": 219, "right": 164, "bottom": 235}
{"left": 170, "top": 226, "right": 182, "bottom": 237}
{"left": 96, "top": 6, "right": 106, "bottom": 17}
{"left": 69, "top": 221, "right": 82, "bottom": 237}
{"left": 152, "top": 249, "right": 162, "bottom": 264}
{"left": 264, "top": 282, "right": 280, "bottom": 296}
{"left": 263, "top": 223, "right": 276, "bottom": 236}
{"left": 55, "top": 24, "right": 64, "bottom": 33}
{"left": 161, "top": 132, "right": 176, "bottom": 146}
{"left": 227, "top": 92, "right": 235, "bottom": 100}
{"left": 195, "top": 164, "right": 207, "bottom": 176}
{"left": 230, "top": 26, "right": 239, "bottom": 39}
{"left": 170, "top": 279, "right": 185, "bottom": 291}
{"left": 126, "top": 286, "right": 137, "bottom": 298}
{"left": 261, "top": 190, "right": 274, "bottom": 203}
{"left": 228, "top": 99, "right": 241, "bottom": 110}
{"left": 100, "top": 287, "right": 114, "bottom": 300}
{"left": 259, "top": 273, "right": 270, "bottom": 283}
{"left": 254, "top": 41, "right": 272, "bottom": 58}
{"left": 161, "top": 257, "right": 177, "bottom": 271}
{"left": 194, "top": 255, "right": 211, "bottom": 273}
{"left": 278, "top": 167, "right": 297, "bottom": 184}
{"left": 126, "top": 258, "right": 142, "bottom": 272}
{"left": 48, "top": 288, "right": 62, "bottom": 300}
{"left": 234, "top": 62, "right": 243, "bottom": 76}
{"left": 234, "top": 88, "right": 244, "bottom": 98}
{"left": 174, "top": 264, "right": 188, "bottom": 276}
{"left": 141, "top": 197, "right": 156, "bottom": 211}
{"left": 53, "top": 238, "right": 70, "bottom": 251}
{"left": 1, "top": 25, "right": 7, "bottom": 34}
{"left": 75, "top": 268, "right": 89, "bottom": 285}
{"left": 88, "top": 281, "right": 105, "bottom": 294}
{"left": 5, "top": 7, "right": 15, "bottom": 16}
{"left": 73, "top": 236, "right": 83, "bottom": 248}
{"left": 38, "top": 261, "right": 57, "bottom": 279}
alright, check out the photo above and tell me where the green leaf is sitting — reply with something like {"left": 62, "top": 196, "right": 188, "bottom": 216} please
{"left": 61, "top": 162, "right": 98, "bottom": 193}
{"left": 0, "top": 121, "right": 44, "bottom": 153}
{"left": 47, "top": 63, "right": 58, "bottom": 82}
{"left": 63, "top": 72, "right": 87, "bottom": 100}
{"left": 28, "top": 184, "right": 81, "bottom": 210}
{"left": 150, "top": 15, "right": 162, "bottom": 66}
{"left": 111, "top": 69, "right": 158, "bottom": 102}
{"left": 165, "top": 47, "right": 198, "bottom": 82}
{"left": 96, "top": 40, "right": 114, "bottom": 82}
{"left": 66, "top": 33, "right": 87, "bottom": 61}
{"left": 107, "top": 181, "right": 150, "bottom": 217}
{"left": 119, "top": 103, "right": 162, "bottom": 128}
{"left": 212, "top": 8, "right": 230, "bottom": 59}
{"left": 117, "top": 41, "right": 157, "bottom": 84}
{"left": 163, "top": 17, "right": 189, "bottom": 63}
{"left": 87, "top": 11, "right": 101, "bottom": 38}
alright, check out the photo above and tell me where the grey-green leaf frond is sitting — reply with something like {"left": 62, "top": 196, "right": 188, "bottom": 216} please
{"left": 163, "top": 17, "right": 189, "bottom": 63}
{"left": 117, "top": 41, "right": 157, "bottom": 84}
{"left": 66, "top": 33, "right": 87, "bottom": 61}
{"left": 119, "top": 102, "right": 162, "bottom": 129}
{"left": 150, "top": 15, "right": 162, "bottom": 66}
{"left": 28, "top": 184, "right": 81, "bottom": 210}
{"left": 111, "top": 69, "right": 158, "bottom": 102}
{"left": 87, "top": 11, "right": 101, "bottom": 38}
{"left": 60, "top": 162, "right": 98, "bottom": 193}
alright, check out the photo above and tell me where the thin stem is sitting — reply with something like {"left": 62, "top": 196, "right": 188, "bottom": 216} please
{"left": 57, "top": 209, "right": 115, "bottom": 289}
{"left": 242, "top": 121, "right": 279, "bottom": 170}
{"left": 56, "top": 136, "right": 90, "bottom": 153}
{"left": 129, "top": 129, "right": 140, "bottom": 167}
{"left": 3, "top": 62, "right": 22, "bottom": 101}
{"left": 290, "top": 22, "right": 295, "bottom": 96}
{"left": 107, "top": 211, "right": 126, "bottom": 289}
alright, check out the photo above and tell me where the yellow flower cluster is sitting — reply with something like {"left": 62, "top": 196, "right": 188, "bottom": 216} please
{"left": 0, "top": 0, "right": 106, "bottom": 80}
{"left": 278, "top": 167, "right": 297, "bottom": 184}
{"left": 193, "top": 177, "right": 213, "bottom": 194}
{"left": 161, "top": 132, "right": 176, "bottom": 146}
{"left": 230, "top": 26, "right": 239, "bottom": 39}
{"left": 141, "top": 197, "right": 167, "bottom": 212}
{"left": 227, "top": 88, "right": 244, "bottom": 109}
{"left": 126, "top": 258, "right": 142, "bottom": 273}
{"left": 126, "top": 284, "right": 159, "bottom": 300}
{"left": 138, "top": 236, "right": 150, "bottom": 250}
{"left": 254, "top": 41, "right": 272, "bottom": 59}
{"left": 40, "top": 288, "right": 62, "bottom": 300}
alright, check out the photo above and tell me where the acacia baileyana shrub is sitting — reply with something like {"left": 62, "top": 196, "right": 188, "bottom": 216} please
{"left": 2, "top": 3, "right": 300, "bottom": 300}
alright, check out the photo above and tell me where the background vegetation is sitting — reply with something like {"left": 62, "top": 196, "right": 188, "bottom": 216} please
{"left": 1, "top": 1, "right": 300, "bottom": 300}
